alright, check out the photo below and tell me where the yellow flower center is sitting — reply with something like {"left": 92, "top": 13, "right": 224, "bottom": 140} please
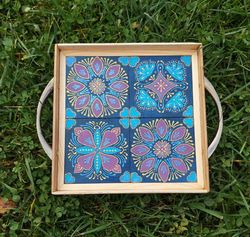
{"left": 153, "top": 140, "right": 171, "bottom": 158}
{"left": 89, "top": 78, "right": 106, "bottom": 95}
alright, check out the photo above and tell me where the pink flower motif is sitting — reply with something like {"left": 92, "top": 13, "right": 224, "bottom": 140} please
{"left": 67, "top": 57, "right": 129, "bottom": 117}
{"left": 70, "top": 122, "right": 127, "bottom": 180}
{"left": 131, "top": 119, "right": 195, "bottom": 182}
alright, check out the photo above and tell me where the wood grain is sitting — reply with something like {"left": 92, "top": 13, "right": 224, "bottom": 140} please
{"left": 52, "top": 43, "right": 209, "bottom": 194}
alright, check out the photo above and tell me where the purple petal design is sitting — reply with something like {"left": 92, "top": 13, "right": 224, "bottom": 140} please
{"left": 139, "top": 127, "right": 154, "bottom": 142}
{"left": 171, "top": 158, "right": 187, "bottom": 173}
{"left": 170, "top": 126, "right": 186, "bottom": 141}
{"left": 91, "top": 98, "right": 103, "bottom": 118}
{"left": 106, "top": 95, "right": 121, "bottom": 109}
{"left": 76, "top": 129, "right": 96, "bottom": 148}
{"left": 158, "top": 161, "right": 169, "bottom": 182}
{"left": 156, "top": 119, "right": 168, "bottom": 138}
{"left": 100, "top": 129, "right": 119, "bottom": 148}
{"left": 91, "top": 57, "right": 103, "bottom": 75}
{"left": 67, "top": 81, "right": 85, "bottom": 93}
{"left": 106, "top": 65, "right": 120, "bottom": 79}
{"left": 140, "top": 158, "right": 155, "bottom": 172}
{"left": 75, "top": 95, "right": 90, "bottom": 109}
{"left": 175, "top": 144, "right": 194, "bottom": 155}
{"left": 74, "top": 153, "right": 95, "bottom": 173}
{"left": 131, "top": 145, "right": 150, "bottom": 156}
{"left": 74, "top": 63, "right": 89, "bottom": 79}
{"left": 110, "top": 81, "right": 128, "bottom": 92}
{"left": 145, "top": 71, "right": 177, "bottom": 102}
{"left": 100, "top": 153, "right": 121, "bottom": 173}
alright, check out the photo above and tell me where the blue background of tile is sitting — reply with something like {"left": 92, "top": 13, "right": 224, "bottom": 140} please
{"left": 64, "top": 55, "right": 197, "bottom": 184}
{"left": 65, "top": 118, "right": 131, "bottom": 183}
{"left": 129, "top": 117, "right": 196, "bottom": 183}
{"left": 65, "top": 56, "right": 193, "bottom": 119}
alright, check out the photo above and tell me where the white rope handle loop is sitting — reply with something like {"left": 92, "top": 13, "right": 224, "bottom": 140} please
{"left": 204, "top": 77, "right": 223, "bottom": 158}
{"left": 37, "top": 77, "right": 223, "bottom": 160}
{"left": 36, "top": 78, "right": 54, "bottom": 159}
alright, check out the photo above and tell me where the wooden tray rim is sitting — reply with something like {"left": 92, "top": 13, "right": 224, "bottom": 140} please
{"left": 52, "top": 43, "right": 208, "bottom": 194}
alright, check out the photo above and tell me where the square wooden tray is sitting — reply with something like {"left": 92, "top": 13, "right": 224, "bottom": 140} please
{"left": 52, "top": 43, "right": 208, "bottom": 194}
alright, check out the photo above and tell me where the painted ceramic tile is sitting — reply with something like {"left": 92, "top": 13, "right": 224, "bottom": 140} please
{"left": 65, "top": 55, "right": 193, "bottom": 119}
{"left": 64, "top": 55, "right": 196, "bottom": 184}
{"left": 130, "top": 56, "right": 193, "bottom": 118}
{"left": 65, "top": 119, "right": 130, "bottom": 183}
{"left": 66, "top": 56, "right": 130, "bottom": 119}
{"left": 130, "top": 118, "right": 197, "bottom": 183}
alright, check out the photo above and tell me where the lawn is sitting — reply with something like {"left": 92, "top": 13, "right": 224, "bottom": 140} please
{"left": 0, "top": 0, "right": 249, "bottom": 236}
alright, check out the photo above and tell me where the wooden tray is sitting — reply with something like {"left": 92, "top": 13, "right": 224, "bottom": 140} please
{"left": 52, "top": 43, "right": 209, "bottom": 194}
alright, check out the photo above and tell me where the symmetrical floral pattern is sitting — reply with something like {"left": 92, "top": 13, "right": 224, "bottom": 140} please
{"left": 134, "top": 57, "right": 191, "bottom": 113}
{"left": 119, "top": 107, "right": 141, "bottom": 129}
{"left": 67, "top": 121, "right": 128, "bottom": 181}
{"left": 65, "top": 55, "right": 197, "bottom": 184}
{"left": 66, "top": 57, "right": 129, "bottom": 118}
{"left": 131, "top": 119, "right": 195, "bottom": 182}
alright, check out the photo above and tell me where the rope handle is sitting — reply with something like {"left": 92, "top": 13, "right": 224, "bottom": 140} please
{"left": 36, "top": 78, "right": 54, "bottom": 159}
{"left": 204, "top": 77, "right": 223, "bottom": 157}
{"left": 36, "top": 77, "right": 223, "bottom": 160}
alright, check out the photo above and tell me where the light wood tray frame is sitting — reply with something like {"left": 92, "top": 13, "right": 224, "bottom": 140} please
{"left": 52, "top": 43, "right": 209, "bottom": 194}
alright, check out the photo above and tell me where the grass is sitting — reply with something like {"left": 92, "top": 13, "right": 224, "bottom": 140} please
{"left": 0, "top": 0, "right": 249, "bottom": 236}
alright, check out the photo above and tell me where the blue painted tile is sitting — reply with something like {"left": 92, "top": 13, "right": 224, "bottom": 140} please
{"left": 64, "top": 55, "right": 197, "bottom": 184}
{"left": 130, "top": 118, "right": 197, "bottom": 183}
{"left": 65, "top": 55, "right": 193, "bottom": 119}
{"left": 129, "top": 55, "right": 193, "bottom": 118}
{"left": 66, "top": 56, "right": 130, "bottom": 119}
{"left": 64, "top": 118, "right": 130, "bottom": 183}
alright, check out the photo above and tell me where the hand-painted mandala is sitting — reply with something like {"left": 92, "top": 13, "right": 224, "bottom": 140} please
{"left": 68, "top": 121, "right": 128, "bottom": 180}
{"left": 67, "top": 57, "right": 129, "bottom": 117}
{"left": 131, "top": 119, "right": 195, "bottom": 182}
{"left": 134, "top": 60, "right": 189, "bottom": 113}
